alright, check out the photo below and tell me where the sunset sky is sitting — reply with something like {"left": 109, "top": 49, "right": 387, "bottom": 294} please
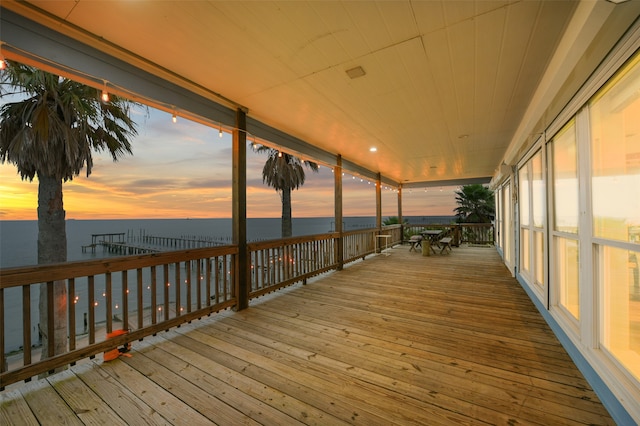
{"left": 0, "top": 106, "right": 458, "bottom": 221}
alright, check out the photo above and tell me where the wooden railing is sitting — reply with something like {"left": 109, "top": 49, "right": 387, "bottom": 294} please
{"left": 248, "top": 233, "right": 339, "bottom": 299}
{"left": 458, "top": 223, "right": 494, "bottom": 245}
{"left": 342, "top": 229, "right": 377, "bottom": 263}
{"left": 1, "top": 226, "right": 404, "bottom": 389}
{"left": 0, "top": 246, "right": 237, "bottom": 388}
{"left": 0, "top": 219, "right": 496, "bottom": 389}
{"left": 381, "top": 224, "right": 403, "bottom": 245}
{"left": 341, "top": 225, "right": 402, "bottom": 264}
{"left": 248, "top": 227, "right": 406, "bottom": 298}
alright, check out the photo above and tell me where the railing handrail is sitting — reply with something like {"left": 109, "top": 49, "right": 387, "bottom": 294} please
{"left": 343, "top": 227, "right": 377, "bottom": 236}
{"left": 247, "top": 232, "right": 338, "bottom": 250}
{"left": 381, "top": 224, "right": 402, "bottom": 229}
{"left": 0, "top": 245, "right": 239, "bottom": 289}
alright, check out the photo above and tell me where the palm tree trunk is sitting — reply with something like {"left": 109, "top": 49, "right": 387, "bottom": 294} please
{"left": 37, "top": 174, "right": 68, "bottom": 360}
{"left": 282, "top": 187, "right": 292, "bottom": 238}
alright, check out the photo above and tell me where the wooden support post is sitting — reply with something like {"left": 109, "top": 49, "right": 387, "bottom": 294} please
{"left": 233, "top": 108, "right": 249, "bottom": 311}
{"left": 376, "top": 173, "right": 382, "bottom": 252}
{"left": 398, "top": 185, "right": 403, "bottom": 243}
{"left": 335, "top": 155, "right": 343, "bottom": 270}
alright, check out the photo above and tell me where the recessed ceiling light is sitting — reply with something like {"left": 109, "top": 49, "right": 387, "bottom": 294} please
{"left": 369, "top": 147, "right": 377, "bottom": 152}
{"left": 346, "top": 66, "right": 366, "bottom": 79}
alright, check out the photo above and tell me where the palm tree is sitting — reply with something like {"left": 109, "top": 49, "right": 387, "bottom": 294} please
{"left": 252, "top": 145, "right": 319, "bottom": 237}
{"left": 383, "top": 216, "right": 407, "bottom": 226}
{"left": 454, "top": 184, "right": 495, "bottom": 223}
{"left": 1, "top": 61, "right": 140, "bottom": 361}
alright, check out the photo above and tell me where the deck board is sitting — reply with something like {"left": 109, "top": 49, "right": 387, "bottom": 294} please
{"left": 71, "top": 362, "right": 172, "bottom": 425}
{"left": 1, "top": 246, "right": 615, "bottom": 425}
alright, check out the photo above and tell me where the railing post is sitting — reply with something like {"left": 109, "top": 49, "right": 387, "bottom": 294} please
{"left": 454, "top": 224, "right": 461, "bottom": 247}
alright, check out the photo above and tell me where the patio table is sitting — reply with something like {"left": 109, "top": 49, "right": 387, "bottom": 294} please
{"left": 420, "top": 230, "right": 443, "bottom": 255}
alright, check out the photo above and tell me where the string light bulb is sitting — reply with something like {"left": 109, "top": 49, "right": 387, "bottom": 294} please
{"left": 101, "top": 81, "right": 109, "bottom": 103}
{"left": 172, "top": 111, "right": 177, "bottom": 123}
{"left": 218, "top": 125, "right": 223, "bottom": 138}
{"left": 0, "top": 43, "right": 6, "bottom": 70}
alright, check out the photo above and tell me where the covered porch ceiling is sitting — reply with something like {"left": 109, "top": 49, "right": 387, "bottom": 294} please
{"left": 1, "top": 1, "right": 638, "bottom": 187}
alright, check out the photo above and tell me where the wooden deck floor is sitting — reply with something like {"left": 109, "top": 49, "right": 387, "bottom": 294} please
{"left": 1, "top": 245, "right": 614, "bottom": 425}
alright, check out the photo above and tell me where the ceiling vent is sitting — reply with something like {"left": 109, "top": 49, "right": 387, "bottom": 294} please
{"left": 346, "top": 66, "right": 366, "bottom": 79}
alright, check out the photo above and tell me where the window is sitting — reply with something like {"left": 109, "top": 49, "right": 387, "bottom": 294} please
{"left": 591, "top": 56, "right": 640, "bottom": 245}
{"left": 532, "top": 154, "right": 544, "bottom": 228}
{"left": 552, "top": 122, "right": 579, "bottom": 234}
{"left": 555, "top": 237, "right": 580, "bottom": 319}
{"left": 519, "top": 166, "right": 530, "bottom": 227}
{"left": 519, "top": 150, "right": 546, "bottom": 293}
{"left": 599, "top": 246, "right": 640, "bottom": 381}
{"left": 590, "top": 53, "right": 640, "bottom": 381}
{"left": 550, "top": 121, "right": 580, "bottom": 320}
{"left": 503, "top": 183, "right": 512, "bottom": 267}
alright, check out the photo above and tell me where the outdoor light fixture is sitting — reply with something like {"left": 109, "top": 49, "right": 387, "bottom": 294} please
{"left": 101, "top": 81, "right": 109, "bottom": 102}
{"left": 172, "top": 111, "right": 177, "bottom": 123}
{"left": 219, "top": 126, "right": 223, "bottom": 138}
{"left": 0, "top": 43, "right": 6, "bottom": 70}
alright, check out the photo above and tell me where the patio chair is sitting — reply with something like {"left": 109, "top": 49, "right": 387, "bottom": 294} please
{"left": 408, "top": 235, "right": 422, "bottom": 252}
{"left": 439, "top": 237, "right": 453, "bottom": 254}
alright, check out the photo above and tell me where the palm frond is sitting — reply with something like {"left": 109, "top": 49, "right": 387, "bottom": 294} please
{"left": 0, "top": 60, "right": 142, "bottom": 181}
{"left": 251, "top": 144, "right": 319, "bottom": 192}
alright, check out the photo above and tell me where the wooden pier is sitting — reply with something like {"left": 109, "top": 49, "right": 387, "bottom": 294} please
{"left": 82, "top": 233, "right": 126, "bottom": 253}
{"left": 141, "top": 235, "right": 229, "bottom": 249}
{"left": 81, "top": 232, "right": 228, "bottom": 255}
{"left": 100, "top": 242, "right": 160, "bottom": 255}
